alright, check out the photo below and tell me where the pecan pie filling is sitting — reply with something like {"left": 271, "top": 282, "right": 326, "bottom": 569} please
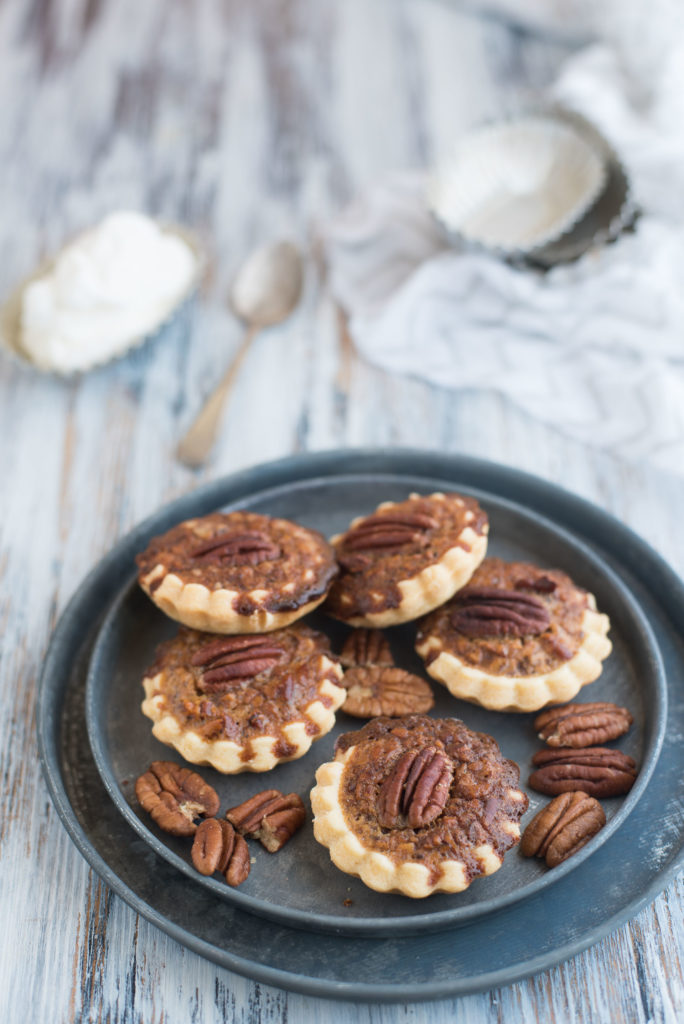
{"left": 145, "top": 624, "right": 339, "bottom": 760}
{"left": 136, "top": 511, "right": 338, "bottom": 614}
{"left": 326, "top": 494, "right": 488, "bottom": 617}
{"left": 335, "top": 716, "right": 526, "bottom": 884}
{"left": 419, "top": 559, "right": 588, "bottom": 677}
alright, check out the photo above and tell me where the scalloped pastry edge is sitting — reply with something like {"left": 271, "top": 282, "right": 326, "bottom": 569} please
{"left": 329, "top": 493, "right": 489, "bottom": 628}
{"left": 310, "top": 748, "right": 525, "bottom": 898}
{"left": 139, "top": 566, "right": 330, "bottom": 633}
{"left": 141, "top": 658, "right": 346, "bottom": 773}
{"left": 415, "top": 603, "right": 612, "bottom": 713}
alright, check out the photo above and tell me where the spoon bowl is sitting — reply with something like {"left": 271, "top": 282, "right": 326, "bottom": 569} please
{"left": 231, "top": 240, "right": 304, "bottom": 327}
{"left": 176, "top": 239, "right": 304, "bottom": 468}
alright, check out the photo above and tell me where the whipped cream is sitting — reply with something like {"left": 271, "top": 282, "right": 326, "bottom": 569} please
{"left": 21, "top": 211, "right": 197, "bottom": 371}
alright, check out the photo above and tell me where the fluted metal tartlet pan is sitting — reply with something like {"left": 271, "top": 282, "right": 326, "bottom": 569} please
{"left": 0, "top": 223, "right": 205, "bottom": 377}
{"left": 431, "top": 107, "right": 635, "bottom": 268}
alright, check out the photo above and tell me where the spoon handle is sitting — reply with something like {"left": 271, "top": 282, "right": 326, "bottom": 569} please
{"left": 176, "top": 324, "right": 258, "bottom": 468}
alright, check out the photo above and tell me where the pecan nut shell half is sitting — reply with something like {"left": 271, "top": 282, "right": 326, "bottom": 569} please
{"left": 378, "top": 746, "right": 454, "bottom": 829}
{"left": 190, "top": 529, "right": 281, "bottom": 566}
{"left": 534, "top": 702, "right": 633, "bottom": 748}
{"left": 339, "top": 628, "right": 394, "bottom": 668}
{"left": 340, "top": 511, "right": 438, "bottom": 554}
{"left": 226, "top": 790, "right": 306, "bottom": 852}
{"left": 450, "top": 587, "right": 551, "bottom": 639}
{"left": 135, "top": 761, "right": 220, "bottom": 836}
{"left": 190, "top": 635, "right": 284, "bottom": 692}
{"left": 529, "top": 747, "right": 637, "bottom": 797}
{"left": 191, "top": 818, "right": 251, "bottom": 886}
{"left": 521, "top": 791, "right": 606, "bottom": 867}
{"left": 341, "top": 666, "right": 434, "bottom": 718}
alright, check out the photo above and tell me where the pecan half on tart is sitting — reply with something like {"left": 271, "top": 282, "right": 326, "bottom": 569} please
{"left": 136, "top": 511, "right": 338, "bottom": 634}
{"left": 323, "top": 492, "right": 489, "bottom": 628}
{"left": 141, "top": 623, "right": 345, "bottom": 772}
{"left": 415, "top": 558, "right": 611, "bottom": 712}
{"left": 310, "top": 715, "right": 527, "bottom": 898}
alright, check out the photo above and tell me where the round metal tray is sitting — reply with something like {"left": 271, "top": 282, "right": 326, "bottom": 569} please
{"left": 84, "top": 474, "right": 665, "bottom": 937}
{"left": 37, "top": 450, "right": 684, "bottom": 1001}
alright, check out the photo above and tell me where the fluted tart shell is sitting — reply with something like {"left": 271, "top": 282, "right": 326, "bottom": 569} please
{"left": 311, "top": 715, "right": 527, "bottom": 898}
{"left": 141, "top": 623, "right": 345, "bottom": 773}
{"left": 136, "top": 511, "right": 338, "bottom": 634}
{"left": 415, "top": 558, "right": 611, "bottom": 712}
{"left": 324, "top": 492, "right": 489, "bottom": 628}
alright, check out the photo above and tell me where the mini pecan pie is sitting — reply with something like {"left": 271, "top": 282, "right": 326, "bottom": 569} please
{"left": 310, "top": 715, "right": 527, "bottom": 898}
{"left": 141, "top": 622, "right": 346, "bottom": 773}
{"left": 324, "top": 493, "right": 488, "bottom": 628}
{"left": 415, "top": 558, "right": 611, "bottom": 712}
{"left": 136, "top": 511, "right": 338, "bottom": 634}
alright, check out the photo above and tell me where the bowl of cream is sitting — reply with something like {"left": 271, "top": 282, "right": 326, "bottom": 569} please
{"left": 1, "top": 211, "right": 202, "bottom": 374}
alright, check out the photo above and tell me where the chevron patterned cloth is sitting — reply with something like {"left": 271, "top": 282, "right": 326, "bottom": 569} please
{"left": 326, "top": 13, "right": 684, "bottom": 473}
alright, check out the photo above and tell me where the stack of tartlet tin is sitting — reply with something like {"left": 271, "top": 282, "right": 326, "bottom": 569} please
{"left": 428, "top": 108, "right": 635, "bottom": 267}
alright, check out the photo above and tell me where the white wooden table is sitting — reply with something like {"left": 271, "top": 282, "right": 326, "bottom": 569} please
{"left": 1, "top": 1, "right": 683, "bottom": 1020}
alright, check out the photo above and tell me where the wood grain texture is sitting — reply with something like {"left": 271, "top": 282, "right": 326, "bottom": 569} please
{"left": 0, "top": 0, "right": 682, "bottom": 1022}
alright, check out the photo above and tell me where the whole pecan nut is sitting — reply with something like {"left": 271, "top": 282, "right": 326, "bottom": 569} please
{"left": 529, "top": 747, "right": 637, "bottom": 797}
{"left": 340, "top": 511, "right": 438, "bottom": 554}
{"left": 339, "top": 628, "right": 394, "bottom": 668}
{"left": 342, "top": 666, "right": 434, "bottom": 718}
{"left": 191, "top": 818, "right": 251, "bottom": 886}
{"left": 534, "top": 702, "right": 633, "bottom": 748}
{"left": 190, "top": 529, "right": 281, "bottom": 565}
{"left": 190, "top": 635, "right": 284, "bottom": 692}
{"left": 450, "top": 587, "right": 551, "bottom": 638}
{"left": 226, "top": 790, "right": 306, "bottom": 852}
{"left": 521, "top": 791, "right": 606, "bottom": 867}
{"left": 135, "top": 761, "right": 220, "bottom": 836}
{"left": 377, "top": 746, "right": 453, "bottom": 829}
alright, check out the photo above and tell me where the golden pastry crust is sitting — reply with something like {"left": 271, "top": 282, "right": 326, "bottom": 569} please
{"left": 415, "top": 559, "right": 612, "bottom": 712}
{"left": 136, "top": 511, "right": 338, "bottom": 634}
{"left": 311, "top": 716, "right": 527, "bottom": 898}
{"left": 324, "top": 493, "right": 489, "bottom": 628}
{"left": 141, "top": 624, "right": 346, "bottom": 773}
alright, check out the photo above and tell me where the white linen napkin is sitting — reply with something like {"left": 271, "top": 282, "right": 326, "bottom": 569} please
{"left": 326, "top": 17, "right": 684, "bottom": 474}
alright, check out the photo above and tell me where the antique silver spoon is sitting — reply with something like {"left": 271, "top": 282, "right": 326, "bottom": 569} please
{"left": 176, "top": 239, "right": 304, "bottom": 467}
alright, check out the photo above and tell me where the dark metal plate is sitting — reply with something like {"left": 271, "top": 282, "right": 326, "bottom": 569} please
{"left": 37, "top": 450, "right": 684, "bottom": 1000}
{"left": 85, "top": 474, "right": 665, "bottom": 937}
